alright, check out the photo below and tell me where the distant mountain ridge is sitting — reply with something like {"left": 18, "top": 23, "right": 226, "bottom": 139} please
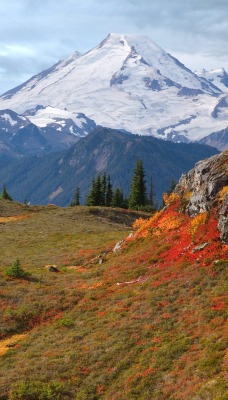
{"left": 0, "top": 33, "right": 227, "bottom": 149}
{"left": 0, "top": 106, "right": 96, "bottom": 160}
{"left": 0, "top": 127, "right": 218, "bottom": 206}
{"left": 198, "top": 127, "right": 228, "bottom": 151}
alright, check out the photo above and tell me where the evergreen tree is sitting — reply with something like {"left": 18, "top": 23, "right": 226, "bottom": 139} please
{"left": 106, "top": 175, "right": 113, "bottom": 207}
{"left": 86, "top": 175, "right": 103, "bottom": 206}
{"left": 70, "top": 187, "right": 80, "bottom": 206}
{"left": 95, "top": 175, "right": 103, "bottom": 205}
{"left": 1, "top": 184, "right": 13, "bottom": 201}
{"left": 101, "top": 173, "right": 107, "bottom": 206}
{"left": 112, "top": 188, "right": 124, "bottom": 208}
{"left": 129, "top": 160, "right": 147, "bottom": 210}
{"left": 122, "top": 196, "right": 129, "bottom": 209}
{"left": 5, "top": 259, "right": 30, "bottom": 279}
{"left": 86, "top": 178, "right": 96, "bottom": 206}
{"left": 86, "top": 174, "right": 127, "bottom": 208}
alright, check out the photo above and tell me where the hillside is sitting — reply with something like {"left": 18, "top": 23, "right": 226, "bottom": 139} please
{"left": 0, "top": 127, "right": 218, "bottom": 206}
{"left": 0, "top": 152, "right": 227, "bottom": 399}
{"left": 0, "top": 201, "right": 145, "bottom": 268}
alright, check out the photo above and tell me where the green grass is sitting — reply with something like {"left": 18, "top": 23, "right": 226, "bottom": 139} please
{"left": 0, "top": 201, "right": 145, "bottom": 268}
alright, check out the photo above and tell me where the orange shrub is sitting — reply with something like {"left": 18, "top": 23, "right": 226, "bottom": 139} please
{"left": 163, "top": 192, "right": 181, "bottom": 206}
{"left": 190, "top": 212, "right": 208, "bottom": 237}
{"left": 157, "top": 214, "right": 182, "bottom": 231}
{"left": 132, "top": 211, "right": 162, "bottom": 238}
{"left": 217, "top": 186, "right": 228, "bottom": 202}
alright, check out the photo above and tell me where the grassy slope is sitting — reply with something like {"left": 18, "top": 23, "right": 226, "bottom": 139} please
{"left": 0, "top": 199, "right": 227, "bottom": 400}
{"left": 0, "top": 201, "right": 143, "bottom": 268}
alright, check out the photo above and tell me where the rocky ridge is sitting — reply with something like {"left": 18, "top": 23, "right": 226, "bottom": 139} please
{"left": 175, "top": 151, "right": 228, "bottom": 242}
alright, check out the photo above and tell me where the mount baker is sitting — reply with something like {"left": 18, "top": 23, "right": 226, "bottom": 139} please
{"left": 0, "top": 33, "right": 227, "bottom": 149}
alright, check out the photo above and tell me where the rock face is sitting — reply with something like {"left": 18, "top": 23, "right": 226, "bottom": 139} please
{"left": 218, "top": 193, "right": 228, "bottom": 243}
{"left": 175, "top": 151, "right": 228, "bottom": 242}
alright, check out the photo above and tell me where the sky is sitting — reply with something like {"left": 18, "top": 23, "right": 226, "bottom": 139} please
{"left": 0, "top": 0, "right": 227, "bottom": 94}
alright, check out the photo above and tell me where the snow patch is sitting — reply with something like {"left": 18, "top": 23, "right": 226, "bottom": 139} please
{"left": 2, "top": 113, "right": 17, "bottom": 126}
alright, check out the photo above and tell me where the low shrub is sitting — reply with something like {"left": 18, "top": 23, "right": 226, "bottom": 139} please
{"left": 5, "top": 259, "right": 30, "bottom": 280}
{"left": 57, "top": 316, "right": 74, "bottom": 328}
{"left": 9, "top": 380, "right": 71, "bottom": 400}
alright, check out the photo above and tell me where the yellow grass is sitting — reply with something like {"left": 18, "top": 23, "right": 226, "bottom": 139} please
{"left": 0, "top": 215, "right": 30, "bottom": 223}
{"left": 0, "top": 334, "right": 27, "bottom": 357}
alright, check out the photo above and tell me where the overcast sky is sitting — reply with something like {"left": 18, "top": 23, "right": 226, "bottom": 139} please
{"left": 0, "top": 0, "right": 227, "bottom": 94}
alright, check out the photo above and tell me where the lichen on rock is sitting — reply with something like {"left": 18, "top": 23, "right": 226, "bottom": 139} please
{"left": 218, "top": 193, "right": 228, "bottom": 243}
{"left": 175, "top": 151, "right": 228, "bottom": 243}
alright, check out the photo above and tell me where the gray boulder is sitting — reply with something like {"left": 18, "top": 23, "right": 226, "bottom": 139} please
{"left": 175, "top": 151, "right": 228, "bottom": 243}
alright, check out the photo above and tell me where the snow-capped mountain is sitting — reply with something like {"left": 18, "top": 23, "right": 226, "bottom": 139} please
{"left": 0, "top": 109, "right": 30, "bottom": 133}
{"left": 23, "top": 105, "right": 96, "bottom": 138}
{"left": 0, "top": 106, "right": 96, "bottom": 157}
{"left": 0, "top": 33, "right": 227, "bottom": 146}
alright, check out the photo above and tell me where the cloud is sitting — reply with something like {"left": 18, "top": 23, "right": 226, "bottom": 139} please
{"left": 0, "top": 0, "right": 227, "bottom": 93}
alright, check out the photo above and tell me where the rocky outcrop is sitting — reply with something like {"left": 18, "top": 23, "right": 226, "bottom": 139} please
{"left": 218, "top": 193, "right": 228, "bottom": 243}
{"left": 175, "top": 151, "right": 228, "bottom": 242}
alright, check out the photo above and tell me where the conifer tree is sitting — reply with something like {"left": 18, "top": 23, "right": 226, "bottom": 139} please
{"left": 112, "top": 188, "right": 124, "bottom": 208}
{"left": 95, "top": 175, "right": 103, "bottom": 205}
{"left": 1, "top": 184, "right": 13, "bottom": 201}
{"left": 86, "top": 175, "right": 104, "bottom": 206}
{"left": 101, "top": 173, "right": 107, "bottom": 206}
{"left": 86, "top": 178, "right": 96, "bottom": 206}
{"left": 70, "top": 187, "right": 80, "bottom": 206}
{"left": 106, "top": 175, "right": 113, "bottom": 207}
{"left": 129, "top": 160, "right": 147, "bottom": 210}
{"left": 5, "top": 259, "right": 30, "bottom": 279}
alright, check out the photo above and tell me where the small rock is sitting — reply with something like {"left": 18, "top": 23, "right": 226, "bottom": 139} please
{"left": 192, "top": 242, "right": 208, "bottom": 253}
{"left": 113, "top": 240, "right": 123, "bottom": 252}
{"left": 48, "top": 265, "right": 59, "bottom": 273}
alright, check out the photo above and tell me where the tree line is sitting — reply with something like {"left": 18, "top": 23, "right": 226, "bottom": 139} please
{"left": 71, "top": 160, "right": 157, "bottom": 211}
{"left": 1, "top": 160, "right": 175, "bottom": 210}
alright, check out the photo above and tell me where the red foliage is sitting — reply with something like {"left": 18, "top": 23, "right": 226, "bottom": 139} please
{"left": 132, "top": 199, "right": 228, "bottom": 270}
{"left": 211, "top": 297, "right": 227, "bottom": 311}
{"left": 152, "top": 337, "right": 161, "bottom": 343}
{"left": 97, "top": 384, "right": 105, "bottom": 395}
{"left": 162, "top": 313, "right": 171, "bottom": 319}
